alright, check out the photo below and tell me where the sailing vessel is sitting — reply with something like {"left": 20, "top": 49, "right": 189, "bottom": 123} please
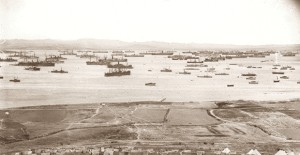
{"left": 273, "top": 51, "right": 281, "bottom": 67}
{"left": 273, "top": 76, "right": 280, "bottom": 83}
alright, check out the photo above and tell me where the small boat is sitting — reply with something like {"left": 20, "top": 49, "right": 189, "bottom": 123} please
{"left": 9, "top": 77, "right": 20, "bottom": 82}
{"left": 197, "top": 75, "right": 212, "bottom": 78}
{"left": 249, "top": 81, "right": 258, "bottom": 84}
{"left": 227, "top": 84, "right": 234, "bottom": 87}
{"left": 297, "top": 81, "right": 300, "bottom": 84}
{"left": 25, "top": 66, "right": 40, "bottom": 71}
{"left": 145, "top": 82, "right": 156, "bottom": 86}
{"left": 51, "top": 68, "right": 68, "bottom": 73}
{"left": 280, "top": 76, "right": 289, "bottom": 79}
{"left": 0, "top": 76, "right": 3, "bottom": 79}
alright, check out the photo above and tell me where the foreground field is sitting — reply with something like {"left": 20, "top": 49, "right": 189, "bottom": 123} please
{"left": 1, "top": 100, "right": 300, "bottom": 153}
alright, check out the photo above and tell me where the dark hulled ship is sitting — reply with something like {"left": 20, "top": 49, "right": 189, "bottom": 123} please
{"left": 107, "top": 62, "right": 133, "bottom": 69}
{"left": 15, "top": 60, "right": 55, "bottom": 66}
{"left": 0, "top": 58, "right": 18, "bottom": 62}
{"left": 104, "top": 68, "right": 130, "bottom": 77}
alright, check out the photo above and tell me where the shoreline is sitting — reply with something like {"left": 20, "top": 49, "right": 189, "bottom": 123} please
{"left": 1, "top": 98, "right": 300, "bottom": 110}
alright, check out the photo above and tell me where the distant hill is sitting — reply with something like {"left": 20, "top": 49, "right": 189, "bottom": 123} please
{"left": 1, "top": 39, "right": 300, "bottom": 51}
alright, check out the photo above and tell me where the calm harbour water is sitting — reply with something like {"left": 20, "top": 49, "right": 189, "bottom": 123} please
{"left": 0, "top": 50, "right": 300, "bottom": 109}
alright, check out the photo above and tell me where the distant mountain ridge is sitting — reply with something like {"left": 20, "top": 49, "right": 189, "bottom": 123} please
{"left": 1, "top": 39, "right": 300, "bottom": 51}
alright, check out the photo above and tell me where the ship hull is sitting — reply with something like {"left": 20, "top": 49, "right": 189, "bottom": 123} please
{"left": 16, "top": 62, "right": 55, "bottom": 66}
{"left": 104, "top": 71, "right": 131, "bottom": 77}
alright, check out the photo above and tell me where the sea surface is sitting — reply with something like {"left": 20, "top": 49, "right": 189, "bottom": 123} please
{"left": 0, "top": 50, "right": 300, "bottom": 109}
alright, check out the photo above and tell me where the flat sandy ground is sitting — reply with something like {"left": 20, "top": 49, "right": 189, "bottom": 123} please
{"left": 1, "top": 100, "right": 300, "bottom": 154}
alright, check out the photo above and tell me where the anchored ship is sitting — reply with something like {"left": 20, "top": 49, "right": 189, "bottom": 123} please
{"left": 241, "top": 73, "right": 256, "bottom": 76}
{"left": 107, "top": 62, "right": 133, "bottom": 69}
{"left": 272, "top": 71, "right": 284, "bottom": 74}
{"left": 0, "top": 58, "right": 18, "bottom": 62}
{"left": 215, "top": 73, "right": 229, "bottom": 75}
{"left": 104, "top": 68, "right": 130, "bottom": 77}
{"left": 15, "top": 60, "right": 55, "bottom": 66}
{"left": 51, "top": 68, "right": 68, "bottom": 73}
{"left": 124, "top": 54, "right": 144, "bottom": 57}
{"left": 25, "top": 66, "right": 40, "bottom": 71}
{"left": 161, "top": 68, "right": 172, "bottom": 72}
{"left": 179, "top": 70, "right": 191, "bottom": 75}
{"left": 197, "top": 75, "right": 213, "bottom": 78}
{"left": 280, "top": 76, "right": 289, "bottom": 79}
{"left": 145, "top": 82, "right": 156, "bottom": 86}
{"left": 249, "top": 81, "right": 258, "bottom": 84}
{"left": 9, "top": 77, "right": 20, "bottom": 82}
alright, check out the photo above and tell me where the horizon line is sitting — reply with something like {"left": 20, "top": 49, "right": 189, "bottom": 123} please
{"left": 1, "top": 38, "right": 300, "bottom": 46}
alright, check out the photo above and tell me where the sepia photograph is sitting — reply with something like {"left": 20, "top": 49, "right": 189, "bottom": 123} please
{"left": 0, "top": 0, "right": 300, "bottom": 154}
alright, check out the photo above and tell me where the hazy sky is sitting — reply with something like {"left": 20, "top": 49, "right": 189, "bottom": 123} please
{"left": 1, "top": 0, "right": 300, "bottom": 45}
